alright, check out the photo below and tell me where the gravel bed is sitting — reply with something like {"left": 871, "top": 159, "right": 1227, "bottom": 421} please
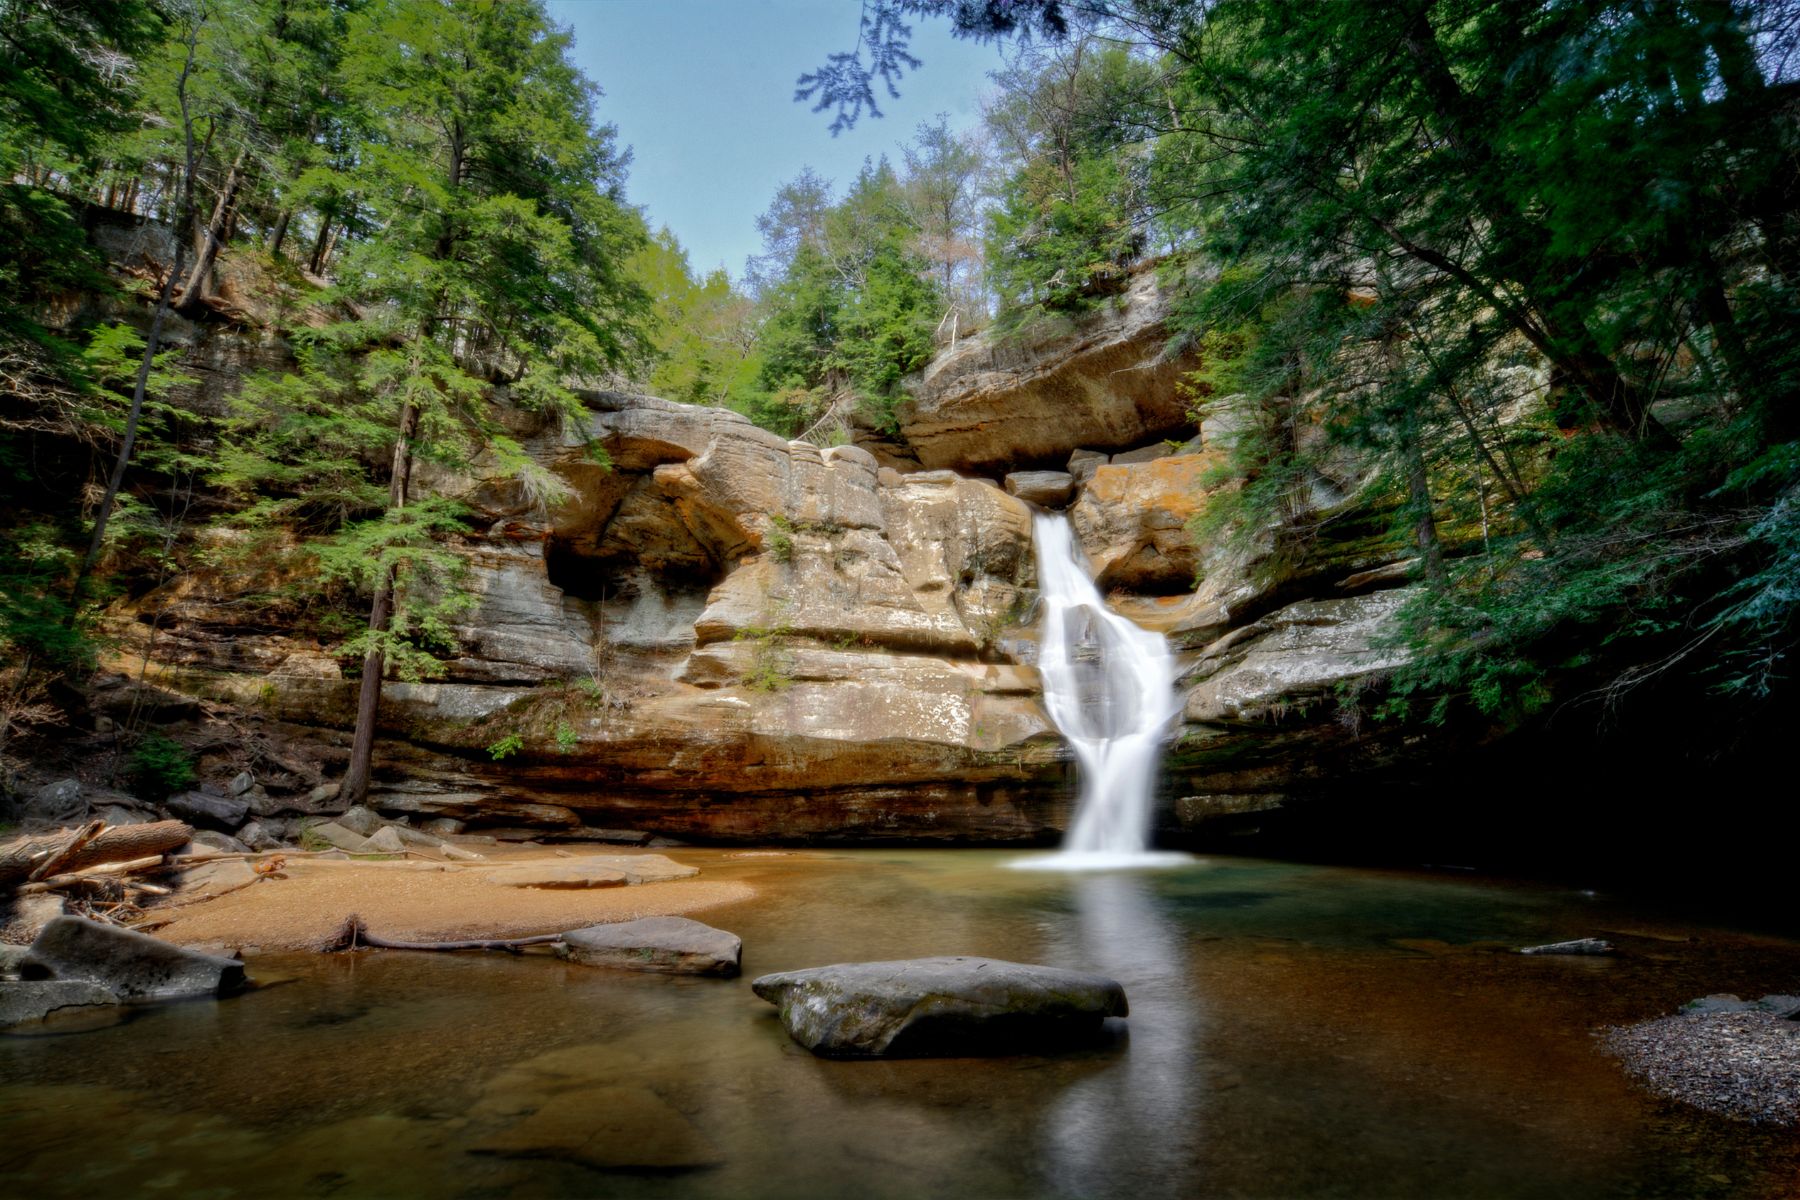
{"left": 1601, "top": 1010, "right": 1800, "bottom": 1125}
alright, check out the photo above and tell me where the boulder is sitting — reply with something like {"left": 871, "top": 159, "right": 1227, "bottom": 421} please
{"left": 25, "top": 779, "right": 84, "bottom": 825}
{"left": 751, "top": 956, "right": 1128, "bottom": 1057}
{"left": 1004, "top": 470, "right": 1076, "bottom": 507}
{"left": 303, "top": 821, "right": 371, "bottom": 853}
{"left": 336, "top": 805, "right": 385, "bottom": 837}
{"left": 1070, "top": 453, "right": 1217, "bottom": 592}
{"left": 1067, "top": 449, "right": 1109, "bottom": 485}
{"left": 20, "top": 916, "right": 246, "bottom": 999}
{"left": 488, "top": 860, "right": 627, "bottom": 890}
{"left": 556, "top": 916, "right": 741, "bottom": 976}
{"left": 0, "top": 980, "right": 119, "bottom": 1028}
{"left": 187, "top": 829, "right": 250, "bottom": 854}
{"left": 364, "top": 826, "right": 407, "bottom": 854}
{"left": 166, "top": 790, "right": 250, "bottom": 830}
{"left": 900, "top": 268, "right": 1197, "bottom": 474}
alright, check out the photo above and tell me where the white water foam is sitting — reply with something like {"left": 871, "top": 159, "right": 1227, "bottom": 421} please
{"left": 1012, "top": 513, "right": 1188, "bottom": 872}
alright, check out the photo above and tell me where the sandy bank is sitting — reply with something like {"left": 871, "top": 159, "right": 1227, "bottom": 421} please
{"left": 148, "top": 847, "right": 755, "bottom": 953}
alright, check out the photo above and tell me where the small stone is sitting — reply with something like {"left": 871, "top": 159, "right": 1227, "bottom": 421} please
{"left": 188, "top": 830, "right": 250, "bottom": 854}
{"left": 422, "top": 817, "right": 465, "bottom": 837}
{"left": 20, "top": 916, "right": 245, "bottom": 1000}
{"left": 336, "top": 806, "right": 384, "bottom": 837}
{"left": 557, "top": 916, "right": 741, "bottom": 976}
{"left": 0, "top": 945, "right": 28, "bottom": 978}
{"left": 1518, "top": 938, "right": 1614, "bottom": 956}
{"left": 439, "top": 843, "right": 484, "bottom": 862}
{"left": 226, "top": 771, "right": 255, "bottom": 796}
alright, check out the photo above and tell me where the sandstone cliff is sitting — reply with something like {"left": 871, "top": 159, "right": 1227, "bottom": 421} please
{"left": 76, "top": 265, "right": 1438, "bottom": 844}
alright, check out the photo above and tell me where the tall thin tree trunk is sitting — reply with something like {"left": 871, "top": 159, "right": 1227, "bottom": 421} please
{"left": 307, "top": 209, "right": 334, "bottom": 274}
{"left": 338, "top": 401, "right": 421, "bottom": 807}
{"left": 178, "top": 146, "right": 246, "bottom": 312}
{"left": 69, "top": 19, "right": 204, "bottom": 617}
{"left": 1405, "top": 426, "right": 1448, "bottom": 590}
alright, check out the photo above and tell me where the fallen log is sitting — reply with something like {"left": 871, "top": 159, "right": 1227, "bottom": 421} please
{"left": 26, "top": 821, "right": 105, "bottom": 882}
{"left": 15, "top": 855, "right": 170, "bottom": 894}
{"left": 321, "top": 914, "right": 564, "bottom": 954}
{"left": 0, "top": 821, "right": 193, "bottom": 893}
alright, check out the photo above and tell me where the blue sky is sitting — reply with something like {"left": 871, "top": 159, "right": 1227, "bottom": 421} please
{"left": 545, "top": 0, "right": 1006, "bottom": 281}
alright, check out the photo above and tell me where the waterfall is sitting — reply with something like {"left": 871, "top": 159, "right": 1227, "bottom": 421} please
{"left": 1016, "top": 513, "right": 1187, "bottom": 870}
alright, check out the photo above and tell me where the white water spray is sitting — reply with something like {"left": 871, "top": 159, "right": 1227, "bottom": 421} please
{"left": 1015, "top": 513, "right": 1187, "bottom": 871}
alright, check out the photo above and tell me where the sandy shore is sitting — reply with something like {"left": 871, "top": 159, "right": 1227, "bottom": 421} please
{"left": 146, "top": 847, "right": 755, "bottom": 953}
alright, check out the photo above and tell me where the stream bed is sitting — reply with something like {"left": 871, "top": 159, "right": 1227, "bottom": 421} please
{"left": 4, "top": 849, "right": 1798, "bottom": 1198}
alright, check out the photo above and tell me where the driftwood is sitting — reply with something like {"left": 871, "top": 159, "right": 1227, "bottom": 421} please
{"left": 322, "top": 913, "right": 564, "bottom": 954}
{"left": 1, "top": 820, "right": 192, "bottom": 893}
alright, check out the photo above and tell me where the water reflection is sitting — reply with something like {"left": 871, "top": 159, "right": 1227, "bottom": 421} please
{"left": 1040, "top": 870, "right": 1203, "bottom": 1198}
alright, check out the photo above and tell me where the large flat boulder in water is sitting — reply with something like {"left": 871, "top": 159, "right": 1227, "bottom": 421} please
{"left": 751, "top": 956, "right": 1128, "bottom": 1057}
{"left": 20, "top": 916, "right": 246, "bottom": 1000}
{"left": 558, "top": 916, "right": 741, "bottom": 976}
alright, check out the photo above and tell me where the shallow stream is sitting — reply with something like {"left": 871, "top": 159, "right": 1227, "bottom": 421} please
{"left": 4, "top": 850, "right": 1798, "bottom": 1198}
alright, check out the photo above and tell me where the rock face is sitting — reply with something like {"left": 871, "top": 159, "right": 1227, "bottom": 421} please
{"left": 1071, "top": 453, "right": 1218, "bottom": 592}
{"left": 751, "top": 956, "right": 1128, "bottom": 1057}
{"left": 20, "top": 916, "right": 247, "bottom": 1000}
{"left": 89, "top": 249, "right": 1443, "bottom": 848}
{"left": 900, "top": 270, "right": 1198, "bottom": 474}
{"left": 557, "top": 916, "right": 741, "bottom": 976}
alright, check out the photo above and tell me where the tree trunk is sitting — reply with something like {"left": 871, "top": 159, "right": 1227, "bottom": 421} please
{"left": 0, "top": 820, "right": 192, "bottom": 894}
{"left": 267, "top": 207, "right": 292, "bottom": 258}
{"left": 1401, "top": 413, "right": 1448, "bottom": 590}
{"left": 307, "top": 210, "right": 334, "bottom": 275}
{"left": 338, "top": 401, "right": 421, "bottom": 808}
{"left": 177, "top": 146, "right": 247, "bottom": 313}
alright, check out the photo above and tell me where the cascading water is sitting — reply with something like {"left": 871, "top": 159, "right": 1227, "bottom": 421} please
{"left": 1015, "top": 513, "right": 1187, "bottom": 870}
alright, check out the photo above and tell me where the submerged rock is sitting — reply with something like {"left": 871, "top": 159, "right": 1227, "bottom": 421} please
{"left": 20, "top": 916, "right": 246, "bottom": 1000}
{"left": 469, "top": 1084, "right": 722, "bottom": 1171}
{"left": 557, "top": 916, "right": 741, "bottom": 976}
{"left": 751, "top": 956, "right": 1127, "bottom": 1057}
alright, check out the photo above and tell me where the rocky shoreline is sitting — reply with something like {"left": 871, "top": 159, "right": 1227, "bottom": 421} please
{"left": 1601, "top": 995, "right": 1800, "bottom": 1125}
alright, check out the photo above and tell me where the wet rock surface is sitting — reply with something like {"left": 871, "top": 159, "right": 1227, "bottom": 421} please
{"left": 0, "top": 979, "right": 119, "bottom": 1028}
{"left": 556, "top": 916, "right": 741, "bottom": 976}
{"left": 751, "top": 955, "right": 1127, "bottom": 1057}
{"left": 20, "top": 916, "right": 246, "bottom": 1000}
